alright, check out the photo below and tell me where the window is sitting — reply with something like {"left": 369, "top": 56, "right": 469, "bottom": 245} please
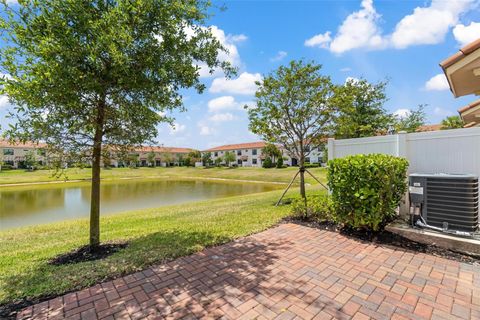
{"left": 305, "top": 146, "right": 310, "bottom": 152}
{"left": 252, "top": 158, "right": 257, "bottom": 165}
{"left": 214, "top": 152, "right": 218, "bottom": 157}
{"left": 237, "top": 159, "right": 242, "bottom": 165}
{"left": 237, "top": 150, "right": 242, "bottom": 156}
{"left": 3, "top": 148, "right": 13, "bottom": 156}
{"left": 305, "top": 157, "right": 311, "bottom": 163}
{"left": 252, "top": 149, "right": 257, "bottom": 155}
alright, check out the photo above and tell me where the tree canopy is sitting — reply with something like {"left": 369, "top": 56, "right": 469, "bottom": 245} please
{"left": 441, "top": 115, "right": 464, "bottom": 130}
{"left": 0, "top": 0, "right": 233, "bottom": 247}
{"left": 331, "top": 78, "right": 393, "bottom": 139}
{"left": 247, "top": 60, "right": 335, "bottom": 198}
{"left": 393, "top": 105, "right": 426, "bottom": 133}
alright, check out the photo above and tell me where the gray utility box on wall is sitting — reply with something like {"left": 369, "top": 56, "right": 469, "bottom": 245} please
{"left": 409, "top": 173, "right": 479, "bottom": 233}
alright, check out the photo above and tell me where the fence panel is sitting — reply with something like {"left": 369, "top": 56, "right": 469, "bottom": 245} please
{"left": 329, "top": 127, "right": 480, "bottom": 177}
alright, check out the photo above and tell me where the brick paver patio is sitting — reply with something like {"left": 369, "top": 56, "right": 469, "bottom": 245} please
{"left": 18, "top": 223, "right": 480, "bottom": 319}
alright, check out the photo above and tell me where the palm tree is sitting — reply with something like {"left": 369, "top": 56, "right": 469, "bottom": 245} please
{"left": 441, "top": 116, "right": 464, "bottom": 129}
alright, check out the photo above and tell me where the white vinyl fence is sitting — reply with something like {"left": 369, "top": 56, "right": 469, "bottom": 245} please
{"left": 328, "top": 127, "right": 480, "bottom": 177}
{"left": 328, "top": 127, "right": 480, "bottom": 216}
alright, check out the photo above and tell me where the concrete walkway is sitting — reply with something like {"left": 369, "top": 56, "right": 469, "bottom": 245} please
{"left": 18, "top": 224, "right": 480, "bottom": 319}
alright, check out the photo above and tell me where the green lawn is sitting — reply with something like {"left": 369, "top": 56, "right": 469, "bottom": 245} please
{"left": 0, "top": 167, "right": 326, "bottom": 306}
{"left": 0, "top": 166, "right": 325, "bottom": 186}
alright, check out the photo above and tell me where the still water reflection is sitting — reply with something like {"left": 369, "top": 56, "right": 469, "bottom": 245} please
{"left": 0, "top": 179, "right": 280, "bottom": 230}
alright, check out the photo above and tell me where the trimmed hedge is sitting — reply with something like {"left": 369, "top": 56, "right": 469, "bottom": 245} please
{"left": 327, "top": 154, "right": 408, "bottom": 231}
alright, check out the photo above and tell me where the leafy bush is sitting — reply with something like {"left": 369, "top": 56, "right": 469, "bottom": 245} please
{"left": 0, "top": 164, "right": 13, "bottom": 171}
{"left": 276, "top": 157, "right": 284, "bottom": 168}
{"left": 304, "top": 162, "right": 319, "bottom": 168}
{"left": 262, "top": 156, "right": 273, "bottom": 168}
{"left": 291, "top": 195, "right": 333, "bottom": 221}
{"left": 327, "top": 154, "right": 408, "bottom": 231}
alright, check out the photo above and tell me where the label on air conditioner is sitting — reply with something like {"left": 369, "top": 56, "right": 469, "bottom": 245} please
{"left": 409, "top": 186, "right": 424, "bottom": 195}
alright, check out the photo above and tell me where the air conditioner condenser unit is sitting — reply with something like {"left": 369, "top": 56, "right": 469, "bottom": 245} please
{"left": 408, "top": 173, "right": 479, "bottom": 236}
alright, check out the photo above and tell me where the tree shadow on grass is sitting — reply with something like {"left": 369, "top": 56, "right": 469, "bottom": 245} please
{"left": 5, "top": 229, "right": 348, "bottom": 319}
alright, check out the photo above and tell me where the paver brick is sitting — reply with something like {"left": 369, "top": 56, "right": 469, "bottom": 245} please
{"left": 17, "top": 224, "right": 479, "bottom": 320}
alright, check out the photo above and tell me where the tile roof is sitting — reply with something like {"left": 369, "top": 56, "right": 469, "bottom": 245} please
{"left": 416, "top": 124, "right": 443, "bottom": 132}
{"left": 0, "top": 139, "right": 47, "bottom": 148}
{"left": 134, "top": 146, "right": 194, "bottom": 154}
{"left": 458, "top": 99, "right": 480, "bottom": 114}
{"left": 440, "top": 38, "right": 480, "bottom": 69}
{"left": 203, "top": 141, "right": 266, "bottom": 152}
{"left": 0, "top": 140, "right": 193, "bottom": 154}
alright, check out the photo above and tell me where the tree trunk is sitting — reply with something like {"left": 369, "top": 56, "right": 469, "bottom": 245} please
{"left": 299, "top": 166, "right": 306, "bottom": 199}
{"left": 90, "top": 100, "right": 106, "bottom": 249}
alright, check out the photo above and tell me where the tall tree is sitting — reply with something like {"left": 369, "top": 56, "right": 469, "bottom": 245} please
{"left": 223, "top": 151, "right": 235, "bottom": 167}
{"left": 394, "top": 105, "right": 426, "bottom": 133}
{"left": 441, "top": 115, "right": 464, "bottom": 130}
{"left": 247, "top": 60, "right": 334, "bottom": 199}
{"left": 0, "top": 0, "right": 233, "bottom": 249}
{"left": 147, "top": 151, "right": 156, "bottom": 167}
{"left": 261, "top": 143, "right": 282, "bottom": 164}
{"left": 202, "top": 151, "right": 213, "bottom": 167}
{"left": 332, "top": 78, "right": 393, "bottom": 138}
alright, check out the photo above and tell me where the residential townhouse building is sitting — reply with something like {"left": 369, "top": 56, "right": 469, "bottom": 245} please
{"left": 110, "top": 146, "right": 194, "bottom": 167}
{"left": 203, "top": 141, "right": 325, "bottom": 167}
{"left": 0, "top": 140, "right": 194, "bottom": 168}
{"left": 0, "top": 140, "right": 48, "bottom": 168}
{"left": 1, "top": 139, "right": 325, "bottom": 169}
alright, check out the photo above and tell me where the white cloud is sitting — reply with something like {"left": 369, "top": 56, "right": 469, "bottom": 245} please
{"left": 209, "top": 113, "right": 235, "bottom": 122}
{"left": 306, "top": 0, "right": 386, "bottom": 54}
{"left": 305, "top": 0, "right": 476, "bottom": 53}
{"left": 229, "top": 34, "right": 248, "bottom": 42}
{"left": 305, "top": 32, "right": 332, "bottom": 48}
{"left": 434, "top": 107, "right": 454, "bottom": 117}
{"left": 196, "top": 26, "right": 246, "bottom": 78}
{"left": 393, "top": 108, "right": 411, "bottom": 118}
{"left": 169, "top": 122, "right": 186, "bottom": 135}
{"left": 270, "top": 51, "right": 288, "bottom": 62}
{"left": 209, "top": 72, "right": 262, "bottom": 95}
{"left": 340, "top": 67, "right": 352, "bottom": 72}
{"left": 199, "top": 125, "right": 214, "bottom": 136}
{"left": 391, "top": 0, "right": 474, "bottom": 49}
{"left": 453, "top": 22, "right": 480, "bottom": 46}
{"left": 207, "top": 96, "right": 242, "bottom": 112}
{"left": 345, "top": 76, "right": 360, "bottom": 84}
{"left": 424, "top": 74, "right": 450, "bottom": 91}
{"left": 0, "top": 95, "right": 10, "bottom": 109}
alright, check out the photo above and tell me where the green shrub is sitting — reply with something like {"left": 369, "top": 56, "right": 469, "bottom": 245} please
{"left": 276, "top": 157, "right": 284, "bottom": 168}
{"left": 262, "top": 156, "right": 273, "bottom": 168}
{"left": 304, "top": 162, "right": 319, "bottom": 168}
{"left": 327, "top": 154, "right": 408, "bottom": 231}
{"left": 0, "top": 164, "right": 13, "bottom": 171}
{"left": 291, "top": 195, "right": 333, "bottom": 221}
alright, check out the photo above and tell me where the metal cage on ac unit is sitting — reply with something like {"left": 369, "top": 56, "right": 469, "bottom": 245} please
{"left": 408, "top": 173, "right": 479, "bottom": 233}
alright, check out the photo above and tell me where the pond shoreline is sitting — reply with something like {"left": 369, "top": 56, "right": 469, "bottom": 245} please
{"left": 0, "top": 175, "right": 289, "bottom": 188}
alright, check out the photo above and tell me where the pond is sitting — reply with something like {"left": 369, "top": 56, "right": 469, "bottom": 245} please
{"left": 0, "top": 179, "right": 281, "bottom": 231}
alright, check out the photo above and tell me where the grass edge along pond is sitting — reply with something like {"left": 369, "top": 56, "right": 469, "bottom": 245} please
{"left": 0, "top": 187, "right": 324, "bottom": 307}
{"left": 0, "top": 166, "right": 325, "bottom": 186}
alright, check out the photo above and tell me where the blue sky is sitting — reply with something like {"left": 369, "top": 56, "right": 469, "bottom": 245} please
{"left": 1, "top": 0, "right": 480, "bottom": 149}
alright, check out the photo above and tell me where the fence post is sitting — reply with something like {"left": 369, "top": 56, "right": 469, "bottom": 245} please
{"left": 327, "top": 138, "right": 335, "bottom": 162}
{"left": 396, "top": 131, "right": 407, "bottom": 158}
{"left": 396, "top": 131, "right": 409, "bottom": 217}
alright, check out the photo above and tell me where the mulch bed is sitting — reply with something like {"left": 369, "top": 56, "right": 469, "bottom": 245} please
{"left": 48, "top": 242, "right": 128, "bottom": 265}
{"left": 286, "top": 218, "right": 480, "bottom": 265}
